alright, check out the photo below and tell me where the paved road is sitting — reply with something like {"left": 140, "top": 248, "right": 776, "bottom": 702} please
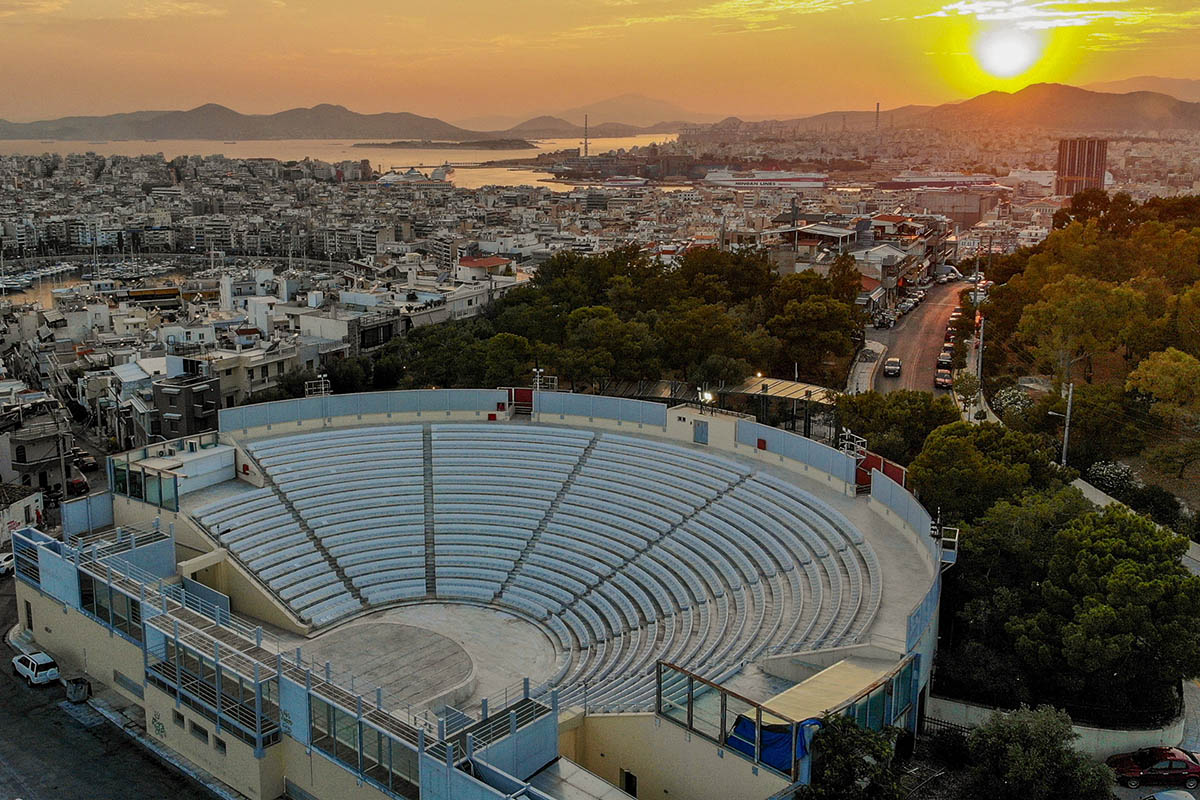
{"left": 0, "top": 577, "right": 211, "bottom": 800}
{"left": 869, "top": 283, "right": 961, "bottom": 395}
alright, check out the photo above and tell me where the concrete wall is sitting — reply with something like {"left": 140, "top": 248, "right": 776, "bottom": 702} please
{"left": 762, "top": 642, "right": 905, "bottom": 684}
{"left": 926, "top": 695, "right": 1186, "bottom": 759}
{"left": 229, "top": 408, "right": 509, "bottom": 443}
{"left": 566, "top": 712, "right": 790, "bottom": 800}
{"left": 15, "top": 582, "right": 146, "bottom": 707}
{"left": 143, "top": 683, "right": 280, "bottom": 800}
{"left": 175, "top": 447, "right": 237, "bottom": 496}
{"left": 281, "top": 738, "right": 393, "bottom": 800}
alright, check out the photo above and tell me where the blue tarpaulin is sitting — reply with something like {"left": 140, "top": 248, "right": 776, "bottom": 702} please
{"left": 725, "top": 716, "right": 825, "bottom": 773}
{"left": 726, "top": 716, "right": 795, "bottom": 772}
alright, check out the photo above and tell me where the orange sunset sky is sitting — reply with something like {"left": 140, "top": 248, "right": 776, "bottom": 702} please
{"left": 1, "top": 0, "right": 1198, "bottom": 122}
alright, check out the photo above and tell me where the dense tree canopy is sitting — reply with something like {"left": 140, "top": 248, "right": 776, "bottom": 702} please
{"left": 907, "top": 422, "right": 1065, "bottom": 522}
{"left": 936, "top": 484, "right": 1200, "bottom": 719}
{"left": 356, "top": 247, "right": 862, "bottom": 392}
{"left": 835, "top": 391, "right": 960, "bottom": 466}
{"left": 797, "top": 715, "right": 901, "bottom": 800}
{"left": 965, "top": 706, "right": 1112, "bottom": 800}
{"left": 973, "top": 193, "right": 1200, "bottom": 490}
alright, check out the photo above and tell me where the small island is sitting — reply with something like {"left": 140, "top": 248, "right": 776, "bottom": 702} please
{"left": 352, "top": 139, "right": 536, "bottom": 150}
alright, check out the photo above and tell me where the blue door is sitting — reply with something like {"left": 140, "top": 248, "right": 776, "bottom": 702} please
{"left": 693, "top": 420, "right": 709, "bottom": 445}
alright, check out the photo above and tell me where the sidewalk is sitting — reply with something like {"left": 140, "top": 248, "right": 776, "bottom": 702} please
{"left": 960, "top": 335, "right": 1000, "bottom": 424}
{"left": 846, "top": 340, "right": 887, "bottom": 395}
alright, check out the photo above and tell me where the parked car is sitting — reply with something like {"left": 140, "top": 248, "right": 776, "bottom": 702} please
{"left": 11, "top": 652, "right": 60, "bottom": 686}
{"left": 897, "top": 300, "right": 915, "bottom": 314}
{"left": 1137, "top": 791, "right": 1196, "bottom": 800}
{"left": 0, "top": 550, "right": 13, "bottom": 576}
{"left": 1107, "top": 747, "right": 1200, "bottom": 789}
{"left": 934, "top": 369, "right": 954, "bottom": 389}
{"left": 66, "top": 476, "right": 89, "bottom": 498}
{"left": 936, "top": 353, "right": 953, "bottom": 370}
{"left": 944, "top": 329, "right": 957, "bottom": 343}
{"left": 936, "top": 274, "right": 950, "bottom": 285}
{"left": 74, "top": 453, "right": 99, "bottom": 472}
{"left": 882, "top": 358, "right": 902, "bottom": 377}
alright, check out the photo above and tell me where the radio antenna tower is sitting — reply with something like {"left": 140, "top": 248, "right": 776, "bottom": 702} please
{"left": 583, "top": 114, "right": 589, "bottom": 158}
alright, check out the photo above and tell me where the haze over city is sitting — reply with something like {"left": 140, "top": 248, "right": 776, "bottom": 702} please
{"left": 1, "top": 0, "right": 1199, "bottom": 122}
{"left": 3, "top": 2, "right": 1200, "bottom": 800}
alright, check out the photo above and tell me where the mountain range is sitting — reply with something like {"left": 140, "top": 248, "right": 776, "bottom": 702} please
{"left": 1084, "top": 76, "right": 1200, "bottom": 103}
{"left": 3, "top": 82, "right": 1200, "bottom": 142}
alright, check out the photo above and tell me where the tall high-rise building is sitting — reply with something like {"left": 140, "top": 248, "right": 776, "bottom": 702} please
{"left": 1055, "top": 138, "right": 1108, "bottom": 196}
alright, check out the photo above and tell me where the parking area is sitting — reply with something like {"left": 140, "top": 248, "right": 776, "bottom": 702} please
{"left": 0, "top": 576, "right": 211, "bottom": 800}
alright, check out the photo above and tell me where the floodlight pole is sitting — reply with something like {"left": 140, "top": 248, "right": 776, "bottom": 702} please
{"left": 1061, "top": 382, "right": 1074, "bottom": 468}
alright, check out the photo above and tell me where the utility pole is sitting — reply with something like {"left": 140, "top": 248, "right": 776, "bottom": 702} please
{"left": 1061, "top": 382, "right": 1074, "bottom": 467}
{"left": 976, "top": 316, "right": 985, "bottom": 384}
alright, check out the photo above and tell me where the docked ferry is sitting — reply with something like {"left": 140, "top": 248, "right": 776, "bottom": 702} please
{"left": 703, "top": 170, "right": 828, "bottom": 189}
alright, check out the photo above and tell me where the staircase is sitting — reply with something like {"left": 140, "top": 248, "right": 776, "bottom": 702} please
{"left": 493, "top": 435, "right": 599, "bottom": 601}
{"left": 242, "top": 448, "right": 365, "bottom": 605}
{"left": 422, "top": 425, "right": 437, "bottom": 596}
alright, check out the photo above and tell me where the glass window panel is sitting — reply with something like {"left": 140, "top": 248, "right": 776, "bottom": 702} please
{"left": 111, "top": 592, "right": 129, "bottom": 633}
{"left": 867, "top": 687, "right": 886, "bottom": 731}
{"left": 145, "top": 473, "right": 161, "bottom": 506}
{"left": 113, "top": 464, "right": 128, "bottom": 495}
{"left": 390, "top": 738, "right": 419, "bottom": 787}
{"left": 128, "top": 469, "right": 144, "bottom": 500}
{"left": 95, "top": 581, "right": 113, "bottom": 625}
{"left": 333, "top": 706, "right": 358, "bottom": 767}
{"left": 658, "top": 666, "right": 690, "bottom": 727}
{"left": 162, "top": 476, "right": 178, "bottom": 512}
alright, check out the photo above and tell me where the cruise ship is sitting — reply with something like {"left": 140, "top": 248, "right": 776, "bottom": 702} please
{"left": 703, "top": 169, "right": 828, "bottom": 189}
{"left": 876, "top": 171, "right": 998, "bottom": 190}
{"left": 604, "top": 175, "right": 649, "bottom": 187}
{"left": 376, "top": 166, "right": 453, "bottom": 189}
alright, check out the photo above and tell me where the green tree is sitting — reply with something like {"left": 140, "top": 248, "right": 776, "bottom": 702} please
{"left": 952, "top": 372, "right": 980, "bottom": 411}
{"left": 1150, "top": 439, "right": 1200, "bottom": 479}
{"left": 835, "top": 391, "right": 960, "bottom": 466}
{"left": 965, "top": 706, "right": 1113, "bottom": 800}
{"left": 768, "top": 296, "right": 857, "bottom": 377}
{"left": 373, "top": 355, "right": 403, "bottom": 389}
{"left": 827, "top": 253, "right": 863, "bottom": 307}
{"left": 326, "top": 356, "right": 371, "bottom": 394}
{"left": 1127, "top": 347, "right": 1200, "bottom": 420}
{"left": 278, "top": 367, "right": 317, "bottom": 398}
{"left": 1007, "top": 507, "right": 1200, "bottom": 711}
{"left": 796, "top": 715, "right": 901, "bottom": 800}
{"left": 1017, "top": 275, "right": 1140, "bottom": 381}
{"left": 938, "top": 486, "right": 1094, "bottom": 706}
{"left": 480, "top": 333, "right": 534, "bottom": 387}
{"left": 908, "top": 422, "right": 1063, "bottom": 523}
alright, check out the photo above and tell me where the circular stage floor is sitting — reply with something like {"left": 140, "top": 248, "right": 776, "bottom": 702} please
{"left": 297, "top": 603, "right": 559, "bottom": 710}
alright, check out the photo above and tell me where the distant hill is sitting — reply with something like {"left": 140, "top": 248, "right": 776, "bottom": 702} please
{"left": 0, "top": 103, "right": 688, "bottom": 142}
{"left": 454, "top": 93, "right": 720, "bottom": 131}
{"left": 7, "top": 84, "right": 1195, "bottom": 144}
{"left": 0, "top": 103, "right": 478, "bottom": 142}
{"left": 918, "top": 83, "right": 1200, "bottom": 130}
{"left": 782, "top": 104, "right": 935, "bottom": 132}
{"left": 761, "top": 84, "right": 1200, "bottom": 133}
{"left": 556, "top": 93, "right": 722, "bottom": 127}
{"left": 1084, "top": 76, "right": 1200, "bottom": 103}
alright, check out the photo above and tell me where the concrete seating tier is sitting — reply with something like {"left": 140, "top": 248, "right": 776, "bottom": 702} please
{"left": 195, "top": 422, "right": 882, "bottom": 710}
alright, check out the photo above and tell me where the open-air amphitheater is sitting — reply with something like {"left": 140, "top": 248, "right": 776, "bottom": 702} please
{"left": 21, "top": 389, "right": 942, "bottom": 800}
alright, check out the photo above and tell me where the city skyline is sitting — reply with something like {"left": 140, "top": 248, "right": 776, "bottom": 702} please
{"left": 1, "top": 0, "right": 1199, "bottom": 123}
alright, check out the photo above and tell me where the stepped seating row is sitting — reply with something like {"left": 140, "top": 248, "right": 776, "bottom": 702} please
{"left": 199, "top": 423, "right": 886, "bottom": 711}
{"left": 192, "top": 488, "right": 359, "bottom": 626}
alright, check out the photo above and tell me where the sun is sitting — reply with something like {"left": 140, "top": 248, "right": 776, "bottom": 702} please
{"left": 974, "top": 27, "right": 1045, "bottom": 78}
